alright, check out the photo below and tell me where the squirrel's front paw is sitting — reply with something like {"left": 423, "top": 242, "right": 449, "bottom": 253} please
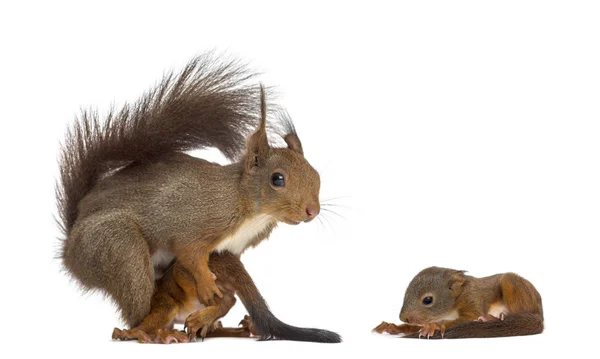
{"left": 195, "top": 271, "right": 223, "bottom": 306}
{"left": 373, "top": 321, "right": 418, "bottom": 335}
{"left": 419, "top": 322, "right": 446, "bottom": 339}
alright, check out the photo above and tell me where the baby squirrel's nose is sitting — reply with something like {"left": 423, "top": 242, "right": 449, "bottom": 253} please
{"left": 400, "top": 312, "right": 409, "bottom": 323}
{"left": 305, "top": 203, "right": 320, "bottom": 218}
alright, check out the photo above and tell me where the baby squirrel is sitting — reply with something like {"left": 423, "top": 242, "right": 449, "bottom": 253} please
{"left": 57, "top": 53, "right": 339, "bottom": 342}
{"left": 113, "top": 251, "right": 340, "bottom": 343}
{"left": 373, "top": 266, "right": 543, "bottom": 339}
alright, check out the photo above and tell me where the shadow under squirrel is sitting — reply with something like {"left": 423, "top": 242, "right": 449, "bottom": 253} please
{"left": 373, "top": 267, "right": 543, "bottom": 339}
{"left": 57, "top": 53, "right": 340, "bottom": 343}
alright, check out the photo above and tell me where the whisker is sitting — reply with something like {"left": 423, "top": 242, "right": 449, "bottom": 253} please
{"left": 321, "top": 203, "right": 350, "bottom": 209}
{"left": 316, "top": 216, "right": 325, "bottom": 232}
{"left": 319, "top": 211, "right": 335, "bottom": 230}
{"left": 320, "top": 195, "right": 351, "bottom": 203}
{"left": 321, "top": 207, "right": 346, "bottom": 220}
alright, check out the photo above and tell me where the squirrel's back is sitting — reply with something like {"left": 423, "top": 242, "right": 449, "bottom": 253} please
{"left": 74, "top": 153, "right": 245, "bottom": 246}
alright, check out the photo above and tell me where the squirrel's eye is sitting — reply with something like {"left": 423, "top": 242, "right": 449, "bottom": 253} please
{"left": 422, "top": 296, "right": 433, "bottom": 305}
{"left": 271, "top": 172, "right": 285, "bottom": 187}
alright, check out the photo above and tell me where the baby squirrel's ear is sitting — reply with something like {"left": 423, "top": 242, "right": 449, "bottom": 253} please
{"left": 245, "top": 85, "right": 270, "bottom": 170}
{"left": 284, "top": 133, "right": 303, "bottom": 155}
{"left": 448, "top": 270, "right": 466, "bottom": 297}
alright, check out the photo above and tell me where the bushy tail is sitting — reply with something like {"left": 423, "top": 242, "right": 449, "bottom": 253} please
{"left": 56, "top": 53, "right": 260, "bottom": 235}
{"left": 211, "top": 252, "right": 341, "bottom": 343}
{"left": 403, "top": 313, "right": 544, "bottom": 339}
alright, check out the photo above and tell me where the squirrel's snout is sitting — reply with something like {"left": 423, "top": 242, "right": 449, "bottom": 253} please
{"left": 400, "top": 310, "right": 415, "bottom": 324}
{"left": 305, "top": 203, "right": 320, "bottom": 221}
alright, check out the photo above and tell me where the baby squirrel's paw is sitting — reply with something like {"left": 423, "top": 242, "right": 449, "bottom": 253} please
{"left": 476, "top": 313, "right": 505, "bottom": 322}
{"left": 372, "top": 321, "right": 416, "bottom": 335}
{"left": 419, "top": 322, "right": 446, "bottom": 339}
{"left": 373, "top": 321, "right": 393, "bottom": 334}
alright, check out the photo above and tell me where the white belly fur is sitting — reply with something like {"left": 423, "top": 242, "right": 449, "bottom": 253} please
{"left": 151, "top": 249, "right": 175, "bottom": 279}
{"left": 152, "top": 249, "right": 175, "bottom": 267}
{"left": 214, "top": 214, "right": 274, "bottom": 255}
{"left": 439, "top": 309, "right": 460, "bottom": 321}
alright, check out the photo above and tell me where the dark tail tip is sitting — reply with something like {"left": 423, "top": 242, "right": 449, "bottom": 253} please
{"left": 259, "top": 327, "right": 342, "bottom": 343}
{"left": 253, "top": 315, "right": 341, "bottom": 343}
{"left": 294, "top": 328, "right": 341, "bottom": 343}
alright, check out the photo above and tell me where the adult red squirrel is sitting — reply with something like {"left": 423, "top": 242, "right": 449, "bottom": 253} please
{"left": 57, "top": 53, "right": 340, "bottom": 343}
{"left": 373, "top": 267, "right": 543, "bottom": 339}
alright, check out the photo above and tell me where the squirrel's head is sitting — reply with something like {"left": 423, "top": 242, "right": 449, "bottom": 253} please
{"left": 399, "top": 267, "right": 466, "bottom": 325}
{"left": 242, "top": 86, "right": 320, "bottom": 225}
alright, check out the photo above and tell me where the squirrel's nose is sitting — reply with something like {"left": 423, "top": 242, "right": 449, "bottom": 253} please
{"left": 305, "top": 203, "right": 320, "bottom": 218}
{"left": 400, "top": 312, "right": 409, "bottom": 323}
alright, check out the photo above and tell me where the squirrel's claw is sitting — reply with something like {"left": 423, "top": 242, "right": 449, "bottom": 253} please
{"left": 418, "top": 323, "right": 445, "bottom": 339}
{"left": 184, "top": 306, "right": 221, "bottom": 341}
{"left": 477, "top": 313, "right": 506, "bottom": 323}
{"left": 238, "top": 315, "right": 258, "bottom": 336}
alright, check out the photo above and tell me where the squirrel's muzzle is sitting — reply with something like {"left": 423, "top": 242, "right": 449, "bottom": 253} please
{"left": 304, "top": 203, "right": 320, "bottom": 221}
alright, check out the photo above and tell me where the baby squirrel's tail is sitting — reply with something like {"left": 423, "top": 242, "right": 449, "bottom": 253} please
{"left": 56, "top": 53, "right": 259, "bottom": 235}
{"left": 405, "top": 312, "right": 544, "bottom": 339}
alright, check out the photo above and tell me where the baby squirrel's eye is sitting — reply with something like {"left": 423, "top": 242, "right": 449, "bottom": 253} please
{"left": 422, "top": 296, "right": 434, "bottom": 305}
{"left": 271, "top": 172, "right": 285, "bottom": 187}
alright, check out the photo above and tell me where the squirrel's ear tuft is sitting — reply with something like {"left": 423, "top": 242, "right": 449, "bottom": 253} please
{"left": 245, "top": 84, "right": 269, "bottom": 170}
{"left": 275, "top": 109, "right": 303, "bottom": 155}
{"left": 284, "top": 133, "right": 304, "bottom": 155}
{"left": 449, "top": 270, "right": 466, "bottom": 296}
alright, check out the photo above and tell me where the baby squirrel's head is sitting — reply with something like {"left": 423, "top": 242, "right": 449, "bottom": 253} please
{"left": 399, "top": 267, "right": 466, "bottom": 325}
{"left": 242, "top": 86, "right": 320, "bottom": 225}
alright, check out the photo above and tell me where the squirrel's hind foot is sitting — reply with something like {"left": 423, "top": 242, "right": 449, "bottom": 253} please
{"left": 112, "top": 327, "right": 189, "bottom": 344}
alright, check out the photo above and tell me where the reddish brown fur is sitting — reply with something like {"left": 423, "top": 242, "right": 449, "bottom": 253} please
{"left": 112, "top": 252, "right": 258, "bottom": 343}
{"left": 373, "top": 267, "right": 543, "bottom": 339}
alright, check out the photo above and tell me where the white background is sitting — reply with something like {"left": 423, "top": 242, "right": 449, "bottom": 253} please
{"left": 1, "top": 1, "right": 598, "bottom": 358}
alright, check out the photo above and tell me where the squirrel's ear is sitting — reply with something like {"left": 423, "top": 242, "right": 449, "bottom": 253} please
{"left": 284, "top": 133, "right": 304, "bottom": 155}
{"left": 245, "top": 85, "right": 270, "bottom": 170}
{"left": 449, "top": 270, "right": 466, "bottom": 297}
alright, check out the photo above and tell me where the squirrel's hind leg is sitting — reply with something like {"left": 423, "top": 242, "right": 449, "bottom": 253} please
{"left": 62, "top": 212, "right": 155, "bottom": 327}
{"left": 499, "top": 273, "right": 543, "bottom": 316}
